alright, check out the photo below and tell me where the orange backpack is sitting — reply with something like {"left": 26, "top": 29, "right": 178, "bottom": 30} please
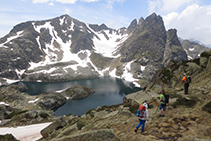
{"left": 138, "top": 105, "right": 146, "bottom": 118}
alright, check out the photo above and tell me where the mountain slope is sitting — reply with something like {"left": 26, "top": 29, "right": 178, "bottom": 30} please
{"left": 0, "top": 13, "right": 207, "bottom": 87}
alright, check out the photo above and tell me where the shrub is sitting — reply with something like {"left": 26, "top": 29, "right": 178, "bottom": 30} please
{"left": 40, "top": 112, "right": 49, "bottom": 119}
{"left": 124, "top": 103, "right": 139, "bottom": 114}
{"left": 158, "top": 68, "right": 173, "bottom": 84}
{"left": 202, "top": 101, "right": 211, "bottom": 113}
{"left": 172, "top": 96, "right": 198, "bottom": 108}
{"left": 200, "top": 52, "right": 211, "bottom": 58}
{"left": 77, "top": 120, "right": 86, "bottom": 130}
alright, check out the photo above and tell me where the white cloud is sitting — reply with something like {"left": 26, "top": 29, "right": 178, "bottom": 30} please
{"left": 81, "top": 0, "right": 100, "bottom": 2}
{"left": 32, "top": 0, "right": 50, "bottom": 3}
{"left": 148, "top": 0, "right": 195, "bottom": 14}
{"left": 106, "top": 0, "right": 125, "bottom": 9}
{"left": 49, "top": 2, "right": 54, "bottom": 6}
{"left": 163, "top": 4, "right": 211, "bottom": 46}
{"left": 55, "top": 0, "right": 78, "bottom": 4}
{"left": 64, "top": 8, "right": 72, "bottom": 15}
{"left": 32, "top": 0, "right": 100, "bottom": 4}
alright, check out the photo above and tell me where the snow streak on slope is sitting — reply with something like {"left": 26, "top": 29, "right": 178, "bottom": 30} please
{"left": 0, "top": 31, "right": 23, "bottom": 48}
{"left": 109, "top": 60, "right": 142, "bottom": 87}
{"left": 87, "top": 24, "right": 129, "bottom": 58}
{"left": 30, "top": 21, "right": 73, "bottom": 69}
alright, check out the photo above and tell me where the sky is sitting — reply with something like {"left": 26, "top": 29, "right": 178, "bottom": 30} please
{"left": 0, "top": 0, "right": 211, "bottom": 47}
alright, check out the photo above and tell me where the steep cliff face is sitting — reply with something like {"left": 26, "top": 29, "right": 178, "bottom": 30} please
{"left": 163, "top": 29, "right": 187, "bottom": 66}
{"left": 119, "top": 13, "right": 167, "bottom": 67}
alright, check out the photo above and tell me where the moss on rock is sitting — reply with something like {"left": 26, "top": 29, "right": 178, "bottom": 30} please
{"left": 202, "top": 101, "right": 211, "bottom": 113}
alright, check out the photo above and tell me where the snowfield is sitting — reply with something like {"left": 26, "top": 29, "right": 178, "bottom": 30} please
{"left": 0, "top": 122, "right": 51, "bottom": 141}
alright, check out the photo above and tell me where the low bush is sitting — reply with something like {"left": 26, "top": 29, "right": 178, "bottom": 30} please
{"left": 172, "top": 96, "right": 198, "bottom": 108}
{"left": 202, "top": 101, "right": 211, "bottom": 113}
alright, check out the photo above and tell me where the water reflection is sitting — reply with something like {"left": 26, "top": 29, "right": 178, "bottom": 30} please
{"left": 17, "top": 77, "right": 141, "bottom": 116}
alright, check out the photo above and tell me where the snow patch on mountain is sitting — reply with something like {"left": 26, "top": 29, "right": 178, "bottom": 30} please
{"left": 0, "top": 31, "right": 23, "bottom": 48}
{"left": 92, "top": 30, "right": 126, "bottom": 58}
{"left": 87, "top": 24, "right": 129, "bottom": 58}
{"left": 109, "top": 60, "right": 140, "bottom": 87}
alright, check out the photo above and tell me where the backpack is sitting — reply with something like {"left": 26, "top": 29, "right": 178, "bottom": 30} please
{"left": 136, "top": 105, "right": 146, "bottom": 118}
{"left": 186, "top": 76, "right": 191, "bottom": 83}
{"left": 164, "top": 94, "right": 169, "bottom": 104}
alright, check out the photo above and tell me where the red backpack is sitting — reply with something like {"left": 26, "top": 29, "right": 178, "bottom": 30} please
{"left": 138, "top": 105, "right": 146, "bottom": 118}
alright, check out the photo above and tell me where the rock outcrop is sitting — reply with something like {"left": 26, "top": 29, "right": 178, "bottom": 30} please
{"left": 0, "top": 84, "right": 94, "bottom": 126}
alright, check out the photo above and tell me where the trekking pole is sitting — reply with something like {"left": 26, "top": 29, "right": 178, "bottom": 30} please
{"left": 144, "top": 90, "right": 160, "bottom": 115}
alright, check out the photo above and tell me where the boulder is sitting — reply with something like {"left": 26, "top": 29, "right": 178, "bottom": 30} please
{"left": 200, "top": 57, "right": 208, "bottom": 68}
{"left": 0, "top": 105, "right": 14, "bottom": 120}
{"left": 38, "top": 92, "right": 66, "bottom": 110}
{"left": 186, "top": 62, "right": 201, "bottom": 74}
{"left": 59, "top": 129, "right": 120, "bottom": 141}
{"left": 41, "top": 117, "right": 67, "bottom": 138}
{"left": 0, "top": 134, "right": 18, "bottom": 141}
{"left": 9, "top": 110, "right": 54, "bottom": 126}
{"left": 61, "top": 85, "right": 95, "bottom": 100}
{"left": 206, "top": 56, "right": 211, "bottom": 69}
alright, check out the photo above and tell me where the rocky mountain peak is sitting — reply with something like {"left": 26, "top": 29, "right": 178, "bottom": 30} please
{"left": 163, "top": 29, "right": 187, "bottom": 66}
{"left": 142, "top": 13, "right": 166, "bottom": 34}
{"left": 138, "top": 17, "right": 144, "bottom": 26}
{"left": 127, "top": 19, "right": 137, "bottom": 33}
{"left": 120, "top": 13, "right": 167, "bottom": 66}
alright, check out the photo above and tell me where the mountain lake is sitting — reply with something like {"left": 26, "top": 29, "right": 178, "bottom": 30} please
{"left": 17, "top": 77, "right": 141, "bottom": 116}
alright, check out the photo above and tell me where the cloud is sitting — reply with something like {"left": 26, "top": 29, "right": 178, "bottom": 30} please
{"left": 55, "top": 0, "right": 78, "bottom": 4}
{"left": 148, "top": 0, "right": 195, "bottom": 14}
{"left": 81, "top": 0, "right": 100, "bottom": 2}
{"left": 32, "top": 0, "right": 50, "bottom": 3}
{"left": 49, "top": 2, "right": 54, "bottom": 6}
{"left": 106, "top": 0, "right": 125, "bottom": 9}
{"left": 64, "top": 8, "right": 72, "bottom": 15}
{"left": 163, "top": 4, "right": 211, "bottom": 46}
{"left": 32, "top": 0, "right": 100, "bottom": 4}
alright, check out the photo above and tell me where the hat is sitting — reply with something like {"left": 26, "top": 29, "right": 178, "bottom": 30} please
{"left": 143, "top": 102, "right": 148, "bottom": 109}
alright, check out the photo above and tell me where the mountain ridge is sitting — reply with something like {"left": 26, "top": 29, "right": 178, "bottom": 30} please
{"left": 0, "top": 13, "right": 209, "bottom": 87}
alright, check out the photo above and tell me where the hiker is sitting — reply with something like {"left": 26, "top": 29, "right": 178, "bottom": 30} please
{"left": 182, "top": 73, "right": 190, "bottom": 94}
{"left": 159, "top": 89, "right": 166, "bottom": 117}
{"left": 135, "top": 102, "right": 149, "bottom": 133}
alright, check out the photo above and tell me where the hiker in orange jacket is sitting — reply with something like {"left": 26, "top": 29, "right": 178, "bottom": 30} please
{"left": 182, "top": 73, "right": 189, "bottom": 94}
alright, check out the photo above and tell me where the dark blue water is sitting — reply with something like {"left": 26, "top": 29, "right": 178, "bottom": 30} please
{"left": 18, "top": 77, "right": 141, "bottom": 116}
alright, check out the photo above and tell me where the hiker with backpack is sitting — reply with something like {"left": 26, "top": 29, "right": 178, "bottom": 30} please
{"left": 159, "top": 89, "right": 169, "bottom": 117}
{"left": 182, "top": 73, "right": 191, "bottom": 94}
{"left": 135, "top": 102, "right": 149, "bottom": 133}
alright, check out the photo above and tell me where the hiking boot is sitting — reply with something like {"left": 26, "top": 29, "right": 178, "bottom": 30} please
{"left": 142, "top": 132, "right": 148, "bottom": 135}
{"left": 135, "top": 128, "right": 138, "bottom": 133}
{"left": 162, "top": 115, "right": 165, "bottom": 117}
{"left": 159, "top": 114, "right": 162, "bottom": 117}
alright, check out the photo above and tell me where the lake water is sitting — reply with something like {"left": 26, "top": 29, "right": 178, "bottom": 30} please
{"left": 18, "top": 77, "right": 141, "bottom": 116}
